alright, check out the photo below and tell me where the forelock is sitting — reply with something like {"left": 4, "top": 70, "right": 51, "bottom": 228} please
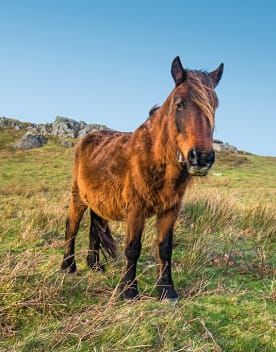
{"left": 187, "top": 70, "right": 218, "bottom": 129}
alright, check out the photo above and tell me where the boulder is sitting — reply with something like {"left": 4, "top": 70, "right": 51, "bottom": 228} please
{"left": 77, "top": 123, "right": 110, "bottom": 137}
{"left": 15, "top": 132, "right": 47, "bottom": 149}
{"left": 60, "top": 140, "right": 74, "bottom": 148}
{"left": 52, "top": 116, "right": 80, "bottom": 138}
{"left": 77, "top": 126, "right": 96, "bottom": 138}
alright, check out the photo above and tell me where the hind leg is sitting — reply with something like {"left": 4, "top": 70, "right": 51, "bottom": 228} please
{"left": 61, "top": 190, "right": 87, "bottom": 273}
{"left": 87, "top": 210, "right": 108, "bottom": 272}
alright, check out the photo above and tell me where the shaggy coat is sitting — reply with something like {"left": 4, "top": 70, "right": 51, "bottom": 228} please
{"left": 61, "top": 56, "right": 224, "bottom": 300}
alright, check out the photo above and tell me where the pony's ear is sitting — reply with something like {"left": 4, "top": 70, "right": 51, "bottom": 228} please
{"left": 171, "top": 56, "right": 187, "bottom": 86}
{"left": 208, "top": 63, "right": 224, "bottom": 87}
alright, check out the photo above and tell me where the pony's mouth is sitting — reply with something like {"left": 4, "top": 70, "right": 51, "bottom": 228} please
{"left": 177, "top": 151, "right": 213, "bottom": 176}
{"left": 187, "top": 165, "right": 210, "bottom": 176}
{"left": 185, "top": 148, "right": 215, "bottom": 176}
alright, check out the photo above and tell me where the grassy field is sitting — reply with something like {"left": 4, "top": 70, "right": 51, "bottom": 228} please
{"left": 0, "top": 128, "right": 275, "bottom": 351}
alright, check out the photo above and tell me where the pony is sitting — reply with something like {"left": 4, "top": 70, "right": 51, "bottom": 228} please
{"left": 61, "top": 56, "right": 224, "bottom": 301}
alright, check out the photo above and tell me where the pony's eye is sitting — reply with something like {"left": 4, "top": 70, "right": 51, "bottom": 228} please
{"left": 174, "top": 96, "right": 186, "bottom": 110}
{"left": 175, "top": 101, "right": 186, "bottom": 110}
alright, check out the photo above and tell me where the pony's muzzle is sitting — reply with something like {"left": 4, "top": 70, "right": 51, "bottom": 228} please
{"left": 187, "top": 148, "right": 215, "bottom": 176}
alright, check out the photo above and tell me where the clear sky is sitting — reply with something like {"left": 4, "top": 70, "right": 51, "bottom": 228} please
{"left": 1, "top": 0, "right": 275, "bottom": 156}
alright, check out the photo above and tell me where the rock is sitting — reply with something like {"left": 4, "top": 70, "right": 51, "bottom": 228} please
{"left": 52, "top": 116, "right": 80, "bottom": 138}
{"left": 0, "top": 116, "right": 25, "bottom": 130}
{"left": 213, "top": 139, "right": 238, "bottom": 152}
{"left": 78, "top": 123, "right": 110, "bottom": 138}
{"left": 224, "top": 143, "right": 238, "bottom": 152}
{"left": 15, "top": 132, "right": 47, "bottom": 149}
{"left": 77, "top": 126, "right": 95, "bottom": 138}
{"left": 28, "top": 123, "right": 53, "bottom": 135}
{"left": 79, "top": 120, "right": 87, "bottom": 129}
{"left": 213, "top": 140, "right": 224, "bottom": 151}
{"left": 60, "top": 140, "right": 74, "bottom": 148}
{"left": 1, "top": 116, "right": 110, "bottom": 139}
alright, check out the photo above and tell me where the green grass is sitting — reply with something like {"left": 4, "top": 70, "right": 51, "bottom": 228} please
{"left": 205, "top": 151, "right": 276, "bottom": 207}
{"left": 0, "top": 128, "right": 275, "bottom": 351}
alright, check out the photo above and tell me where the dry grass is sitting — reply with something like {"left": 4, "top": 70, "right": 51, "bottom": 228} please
{"left": 1, "top": 189, "right": 275, "bottom": 351}
{"left": 0, "top": 136, "right": 275, "bottom": 351}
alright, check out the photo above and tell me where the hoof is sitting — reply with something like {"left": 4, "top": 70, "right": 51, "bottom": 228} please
{"left": 89, "top": 263, "right": 105, "bottom": 272}
{"left": 121, "top": 290, "right": 139, "bottom": 300}
{"left": 61, "top": 257, "right": 77, "bottom": 274}
{"left": 157, "top": 285, "right": 178, "bottom": 302}
{"left": 161, "top": 296, "right": 179, "bottom": 305}
{"left": 87, "top": 255, "right": 105, "bottom": 272}
{"left": 120, "top": 280, "right": 139, "bottom": 300}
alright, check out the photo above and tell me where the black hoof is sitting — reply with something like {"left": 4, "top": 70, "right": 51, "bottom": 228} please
{"left": 61, "top": 257, "right": 77, "bottom": 273}
{"left": 157, "top": 286, "right": 178, "bottom": 302}
{"left": 87, "top": 255, "right": 105, "bottom": 272}
{"left": 120, "top": 281, "right": 139, "bottom": 300}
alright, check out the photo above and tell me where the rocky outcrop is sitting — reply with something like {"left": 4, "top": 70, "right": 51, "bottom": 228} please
{"left": 50, "top": 116, "right": 108, "bottom": 138}
{"left": 14, "top": 132, "right": 47, "bottom": 150}
{"left": 1, "top": 116, "right": 110, "bottom": 149}
{"left": 213, "top": 139, "right": 238, "bottom": 152}
{"left": 52, "top": 117, "right": 80, "bottom": 138}
{"left": 26, "top": 117, "right": 109, "bottom": 138}
{"left": 0, "top": 116, "right": 25, "bottom": 130}
{"left": 0, "top": 116, "right": 109, "bottom": 139}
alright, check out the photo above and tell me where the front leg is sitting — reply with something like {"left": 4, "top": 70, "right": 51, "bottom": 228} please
{"left": 120, "top": 205, "right": 145, "bottom": 300}
{"left": 156, "top": 204, "right": 181, "bottom": 301}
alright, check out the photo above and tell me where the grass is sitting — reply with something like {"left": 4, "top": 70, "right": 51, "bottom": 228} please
{"left": 0, "top": 128, "right": 275, "bottom": 351}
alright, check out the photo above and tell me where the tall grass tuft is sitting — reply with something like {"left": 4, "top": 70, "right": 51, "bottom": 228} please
{"left": 181, "top": 195, "right": 235, "bottom": 235}
{"left": 238, "top": 203, "right": 276, "bottom": 239}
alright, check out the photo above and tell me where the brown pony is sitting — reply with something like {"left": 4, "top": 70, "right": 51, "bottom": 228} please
{"left": 61, "top": 56, "right": 224, "bottom": 301}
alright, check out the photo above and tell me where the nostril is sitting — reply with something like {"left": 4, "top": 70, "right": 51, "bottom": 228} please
{"left": 188, "top": 149, "right": 215, "bottom": 167}
{"left": 209, "top": 151, "right": 215, "bottom": 164}
{"left": 188, "top": 148, "right": 198, "bottom": 165}
{"left": 201, "top": 151, "right": 215, "bottom": 165}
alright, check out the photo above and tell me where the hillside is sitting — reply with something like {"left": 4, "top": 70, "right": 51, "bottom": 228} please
{"left": 0, "top": 122, "right": 275, "bottom": 351}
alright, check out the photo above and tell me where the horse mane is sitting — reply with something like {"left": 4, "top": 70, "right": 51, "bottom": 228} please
{"left": 187, "top": 70, "right": 218, "bottom": 129}
{"left": 149, "top": 104, "right": 160, "bottom": 116}
{"left": 143, "top": 104, "right": 160, "bottom": 126}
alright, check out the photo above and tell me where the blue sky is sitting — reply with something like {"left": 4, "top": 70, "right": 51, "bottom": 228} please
{"left": 0, "top": 0, "right": 276, "bottom": 156}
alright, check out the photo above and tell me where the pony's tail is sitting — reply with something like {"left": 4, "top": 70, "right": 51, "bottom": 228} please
{"left": 91, "top": 211, "right": 117, "bottom": 259}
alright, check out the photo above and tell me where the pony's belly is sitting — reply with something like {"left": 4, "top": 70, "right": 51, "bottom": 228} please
{"left": 93, "top": 199, "right": 126, "bottom": 221}
{"left": 80, "top": 187, "right": 127, "bottom": 221}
